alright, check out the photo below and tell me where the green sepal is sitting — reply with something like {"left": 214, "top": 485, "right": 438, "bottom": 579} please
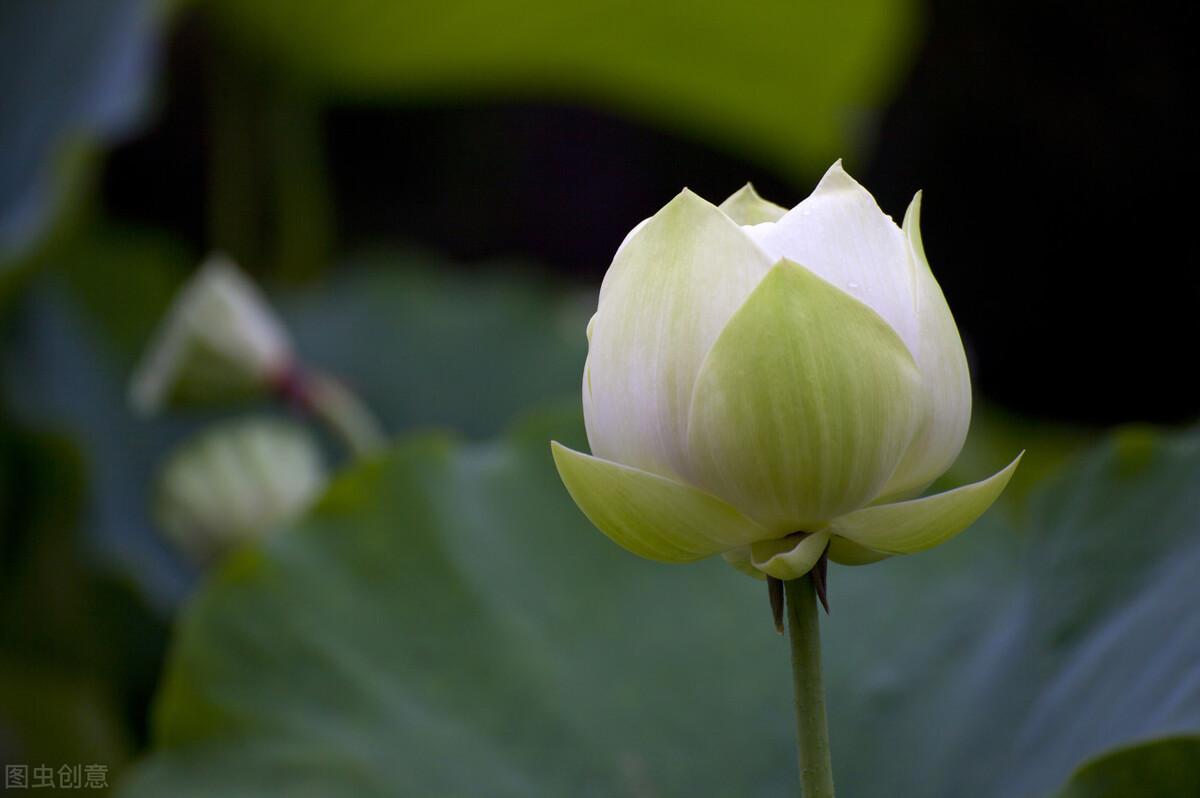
{"left": 550, "top": 441, "right": 767, "bottom": 563}
{"left": 830, "top": 453, "right": 1023, "bottom": 554}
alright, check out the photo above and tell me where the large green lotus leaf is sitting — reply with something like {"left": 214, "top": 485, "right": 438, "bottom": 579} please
{"left": 279, "top": 255, "right": 592, "bottom": 439}
{"left": 118, "top": 414, "right": 1200, "bottom": 797}
{"left": 205, "top": 0, "right": 918, "bottom": 176}
{"left": 0, "top": 0, "right": 165, "bottom": 263}
{"left": 825, "top": 425, "right": 1200, "bottom": 798}
{"left": 1052, "top": 736, "right": 1200, "bottom": 798}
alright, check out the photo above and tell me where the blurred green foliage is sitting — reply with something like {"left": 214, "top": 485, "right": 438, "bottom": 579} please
{"left": 3, "top": 0, "right": 921, "bottom": 278}
{"left": 5, "top": 242, "right": 591, "bottom": 606}
{"left": 0, "top": 0, "right": 164, "bottom": 263}
{"left": 0, "top": 420, "right": 165, "bottom": 791}
{"left": 117, "top": 411, "right": 1200, "bottom": 797}
{"left": 207, "top": 0, "right": 920, "bottom": 177}
{"left": 280, "top": 256, "right": 592, "bottom": 438}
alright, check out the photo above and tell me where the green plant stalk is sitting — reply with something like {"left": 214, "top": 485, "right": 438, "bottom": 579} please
{"left": 304, "top": 372, "right": 385, "bottom": 458}
{"left": 785, "top": 575, "right": 836, "bottom": 798}
{"left": 267, "top": 84, "right": 333, "bottom": 284}
{"left": 206, "top": 44, "right": 262, "bottom": 271}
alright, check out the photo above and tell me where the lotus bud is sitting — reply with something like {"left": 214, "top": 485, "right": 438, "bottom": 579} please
{"left": 552, "top": 162, "right": 1021, "bottom": 581}
{"left": 129, "top": 255, "right": 293, "bottom": 415}
{"left": 154, "top": 418, "right": 325, "bottom": 563}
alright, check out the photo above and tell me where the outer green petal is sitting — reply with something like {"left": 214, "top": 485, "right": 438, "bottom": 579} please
{"left": 827, "top": 536, "right": 891, "bottom": 566}
{"left": 550, "top": 441, "right": 768, "bottom": 563}
{"left": 751, "top": 531, "right": 831, "bottom": 580}
{"left": 586, "top": 190, "right": 774, "bottom": 481}
{"left": 830, "top": 453, "right": 1023, "bottom": 554}
{"left": 878, "top": 191, "right": 973, "bottom": 499}
{"left": 718, "top": 183, "right": 788, "bottom": 225}
{"left": 686, "top": 260, "right": 926, "bottom": 533}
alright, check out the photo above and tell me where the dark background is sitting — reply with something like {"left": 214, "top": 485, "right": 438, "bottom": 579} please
{"left": 100, "top": 2, "right": 1198, "bottom": 424}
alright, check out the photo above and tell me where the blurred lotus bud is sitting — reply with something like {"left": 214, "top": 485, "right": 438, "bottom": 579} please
{"left": 130, "top": 255, "right": 293, "bottom": 414}
{"left": 154, "top": 418, "right": 325, "bottom": 563}
{"left": 552, "top": 162, "right": 1021, "bottom": 581}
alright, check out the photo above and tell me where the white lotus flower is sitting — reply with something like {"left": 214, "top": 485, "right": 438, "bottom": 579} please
{"left": 552, "top": 162, "right": 1021, "bottom": 580}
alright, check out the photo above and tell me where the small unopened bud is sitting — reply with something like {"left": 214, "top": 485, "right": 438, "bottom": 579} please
{"left": 154, "top": 418, "right": 325, "bottom": 563}
{"left": 130, "top": 255, "right": 293, "bottom": 415}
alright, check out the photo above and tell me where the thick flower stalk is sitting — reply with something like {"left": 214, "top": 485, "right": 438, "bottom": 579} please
{"left": 552, "top": 161, "right": 1021, "bottom": 582}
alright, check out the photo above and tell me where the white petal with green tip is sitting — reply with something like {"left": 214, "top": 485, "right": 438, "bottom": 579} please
{"left": 878, "top": 192, "right": 973, "bottom": 499}
{"left": 751, "top": 531, "right": 831, "bottom": 580}
{"left": 586, "top": 190, "right": 774, "bottom": 481}
{"left": 718, "top": 183, "right": 788, "bottom": 225}
{"left": 829, "top": 453, "right": 1023, "bottom": 554}
{"left": 686, "top": 259, "right": 926, "bottom": 533}
{"left": 742, "top": 161, "right": 919, "bottom": 359}
{"left": 551, "top": 441, "right": 768, "bottom": 563}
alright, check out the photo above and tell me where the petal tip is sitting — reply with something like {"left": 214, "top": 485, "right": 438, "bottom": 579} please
{"left": 549, "top": 440, "right": 580, "bottom": 472}
{"left": 657, "top": 187, "right": 724, "bottom": 221}
{"left": 903, "top": 190, "right": 925, "bottom": 232}
{"left": 549, "top": 439, "right": 575, "bottom": 461}
{"left": 719, "top": 183, "right": 788, "bottom": 225}
{"left": 807, "top": 160, "right": 894, "bottom": 227}
{"left": 817, "top": 158, "right": 854, "bottom": 188}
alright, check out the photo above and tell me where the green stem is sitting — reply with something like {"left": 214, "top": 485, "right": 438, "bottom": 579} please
{"left": 784, "top": 575, "right": 836, "bottom": 798}
{"left": 303, "top": 372, "right": 385, "bottom": 458}
{"left": 206, "top": 41, "right": 263, "bottom": 270}
{"left": 266, "top": 84, "right": 333, "bottom": 284}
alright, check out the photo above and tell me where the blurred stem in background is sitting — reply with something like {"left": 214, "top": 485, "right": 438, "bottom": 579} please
{"left": 279, "top": 369, "right": 385, "bottom": 458}
{"left": 786, "top": 575, "right": 835, "bottom": 798}
{"left": 267, "top": 86, "right": 333, "bottom": 283}
{"left": 206, "top": 38, "right": 331, "bottom": 284}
